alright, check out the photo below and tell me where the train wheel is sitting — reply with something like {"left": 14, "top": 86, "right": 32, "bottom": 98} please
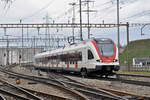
{"left": 99, "top": 74, "right": 103, "bottom": 78}
{"left": 81, "top": 68, "right": 87, "bottom": 78}
{"left": 105, "top": 75, "right": 108, "bottom": 78}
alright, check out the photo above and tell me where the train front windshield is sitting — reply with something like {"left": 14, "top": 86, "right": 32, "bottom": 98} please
{"left": 96, "top": 40, "right": 115, "bottom": 57}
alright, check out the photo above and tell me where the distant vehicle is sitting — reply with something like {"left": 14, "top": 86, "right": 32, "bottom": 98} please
{"left": 34, "top": 38, "right": 120, "bottom": 77}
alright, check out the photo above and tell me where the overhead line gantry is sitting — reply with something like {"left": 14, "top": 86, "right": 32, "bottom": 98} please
{"left": 0, "top": 23, "right": 127, "bottom": 28}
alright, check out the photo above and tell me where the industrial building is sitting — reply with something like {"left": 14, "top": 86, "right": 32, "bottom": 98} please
{"left": 0, "top": 47, "right": 44, "bottom": 65}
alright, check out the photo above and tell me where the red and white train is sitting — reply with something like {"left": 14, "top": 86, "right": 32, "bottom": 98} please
{"left": 34, "top": 38, "right": 120, "bottom": 76}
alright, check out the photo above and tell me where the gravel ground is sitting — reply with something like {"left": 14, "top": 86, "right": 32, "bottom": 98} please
{"left": 3, "top": 66, "right": 150, "bottom": 97}
{"left": 11, "top": 66, "right": 48, "bottom": 78}
{"left": 67, "top": 76, "right": 150, "bottom": 97}
{"left": 0, "top": 66, "right": 77, "bottom": 100}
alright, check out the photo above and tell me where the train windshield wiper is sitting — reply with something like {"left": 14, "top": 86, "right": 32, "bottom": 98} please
{"left": 101, "top": 48, "right": 103, "bottom": 56}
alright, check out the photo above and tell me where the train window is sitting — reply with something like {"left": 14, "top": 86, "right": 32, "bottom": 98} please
{"left": 88, "top": 50, "right": 94, "bottom": 60}
{"left": 42, "top": 57, "right": 48, "bottom": 64}
{"left": 58, "top": 52, "right": 82, "bottom": 62}
{"left": 78, "top": 52, "right": 82, "bottom": 61}
{"left": 60, "top": 54, "right": 64, "bottom": 61}
{"left": 70, "top": 53, "right": 75, "bottom": 64}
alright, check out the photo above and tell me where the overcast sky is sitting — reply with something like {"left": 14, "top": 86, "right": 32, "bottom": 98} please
{"left": 0, "top": 0, "right": 150, "bottom": 45}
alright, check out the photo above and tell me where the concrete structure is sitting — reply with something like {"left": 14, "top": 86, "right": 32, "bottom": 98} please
{"left": 0, "top": 47, "right": 44, "bottom": 65}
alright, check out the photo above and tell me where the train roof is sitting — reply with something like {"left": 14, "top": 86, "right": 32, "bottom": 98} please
{"left": 94, "top": 38, "right": 113, "bottom": 43}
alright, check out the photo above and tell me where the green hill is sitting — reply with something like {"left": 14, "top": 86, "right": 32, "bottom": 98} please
{"left": 120, "top": 39, "right": 150, "bottom": 65}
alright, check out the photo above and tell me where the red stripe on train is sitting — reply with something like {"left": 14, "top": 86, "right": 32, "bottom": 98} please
{"left": 67, "top": 54, "right": 69, "bottom": 68}
{"left": 75, "top": 62, "right": 78, "bottom": 68}
{"left": 75, "top": 53, "right": 78, "bottom": 68}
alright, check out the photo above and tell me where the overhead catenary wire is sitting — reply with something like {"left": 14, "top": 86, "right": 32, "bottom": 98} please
{"left": 0, "top": 0, "right": 16, "bottom": 16}
{"left": 121, "top": 10, "right": 150, "bottom": 22}
{"left": 21, "top": 0, "right": 55, "bottom": 20}
{"left": 90, "top": 0, "right": 148, "bottom": 24}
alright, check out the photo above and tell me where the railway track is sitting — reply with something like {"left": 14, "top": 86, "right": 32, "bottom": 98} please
{"left": 93, "top": 75, "right": 150, "bottom": 87}
{"left": 47, "top": 72, "right": 86, "bottom": 86}
{"left": 0, "top": 79, "right": 42, "bottom": 100}
{"left": 24, "top": 65, "right": 150, "bottom": 87}
{"left": 45, "top": 69, "right": 150, "bottom": 87}
{"left": 48, "top": 71, "right": 150, "bottom": 87}
{"left": 58, "top": 77, "right": 150, "bottom": 100}
{"left": 47, "top": 71, "right": 150, "bottom": 100}
{"left": 117, "top": 73, "right": 150, "bottom": 78}
{"left": 99, "top": 88, "right": 149, "bottom": 100}
{"left": 39, "top": 71, "right": 150, "bottom": 100}
{"left": 1, "top": 66, "right": 150, "bottom": 100}
{"left": 47, "top": 72, "right": 126, "bottom": 100}
{"left": 30, "top": 66, "right": 150, "bottom": 99}
{"left": 0, "top": 66, "right": 127, "bottom": 100}
{"left": 0, "top": 94, "right": 6, "bottom": 100}
{"left": 0, "top": 66, "right": 88, "bottom": 100}
{"left": 21, "top": 87, "right": 73, "bottom": 100}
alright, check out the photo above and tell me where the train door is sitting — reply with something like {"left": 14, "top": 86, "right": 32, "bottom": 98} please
{"left": 60, "top": 53, "right": 65, "bottom": 69}
{"left": 82, "top": 48, "right": 87, "bottom": 68}
{"left": 87, "top": 48, "right": 95, "bottom": 68}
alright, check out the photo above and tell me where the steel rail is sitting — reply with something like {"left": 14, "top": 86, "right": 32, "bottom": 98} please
{"left": 2, "top": 66, "right": 150, "bottom": 100}
{"left": 83, "top": 74, "right": 150, "bottom": 87}
{"left": 0, "top": 89, "right": 31, "bottom": 100}
{"left": 44, "top": 71, "right": 150, "bottom": 100}
{"left": 0, "top": 94, "right": 6, "bottom": 100}
{"left": 61, "top": 81, "right": 127, "bottom": 100}
{"left": 35, "top": 71, "right": 126, "bottom": 100}
{"left": 47, "top": 72, "right": 86, "bottom": 86}
{"left": 0, "top": 66, "right": 125, "bottom": 100}
{"left": 96, "top": 77, "right": 150, "bottom": 87}
{"left": 33, "top": 66, "right": 150, "bottom": 97}
{"left": 99, "top": 88, "right": 150, "bottom": 100}
{"left": 21, "top": 87, "right": 72, "bottom": 100}
{"left": 47, "top": 72, "right": 150, "bottom": 100}
{"left": 0, "top": 67, "right": 89, "bottom": 100}
{"left": 0, "top": 79, "right": 43, "bottom": 100}
{"left": 117, "top": 73, "right": 150, "bottom": 78}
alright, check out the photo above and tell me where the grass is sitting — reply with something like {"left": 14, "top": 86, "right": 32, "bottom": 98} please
{"left": 120, "top": 39, "right": 150, "bottom": 66}
{"left": 117, "top": 70, "right": 150, "bottom": 76}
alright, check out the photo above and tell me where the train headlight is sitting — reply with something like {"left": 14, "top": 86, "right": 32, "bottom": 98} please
{"left": 114, "top": 59, "right": 118, "bottom": 62}
{"left": 96, "top": 60, "right": 103, "bottom": 63}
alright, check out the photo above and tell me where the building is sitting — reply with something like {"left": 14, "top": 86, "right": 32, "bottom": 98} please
{"left": 0, "top": 47, "right": 44, "bottom": 65}
{"left": 133, "top": 58, "right": 150, "bottom": 67}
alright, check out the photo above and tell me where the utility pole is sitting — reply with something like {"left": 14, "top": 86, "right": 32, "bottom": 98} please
{"left": 79, "top": 0, "right": 83, "bottom": 41}
{"left": 127, "top": 22, "right": 130, "bottom": 71}
{"left": 21, "top": 24, "right": 24, "bottom": 62}
{"left": 82, "top": 0, "right": 96, "bottom": 39}
{"left": 33, "top": 36, "right": 36, "bottom": 56}
{"left": 69, "top": 2, "right": 76, "bottom": 43}
{"left": 19, "top": 19, "right": 24, "bottom": 63}
{"left": 4, "top": 28, "right": 9, "bottom": 65}
{"left": 57, "top": 38, "right": 60, "bottom": 48}
{"left": 43, "top": 13, "right": 51, "bottom": 50}
{"left": 6, "top": 35, "right": 9, "bottom": 65}
{"left": 117, "top": 0, "right": 120, "bottom": 63}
